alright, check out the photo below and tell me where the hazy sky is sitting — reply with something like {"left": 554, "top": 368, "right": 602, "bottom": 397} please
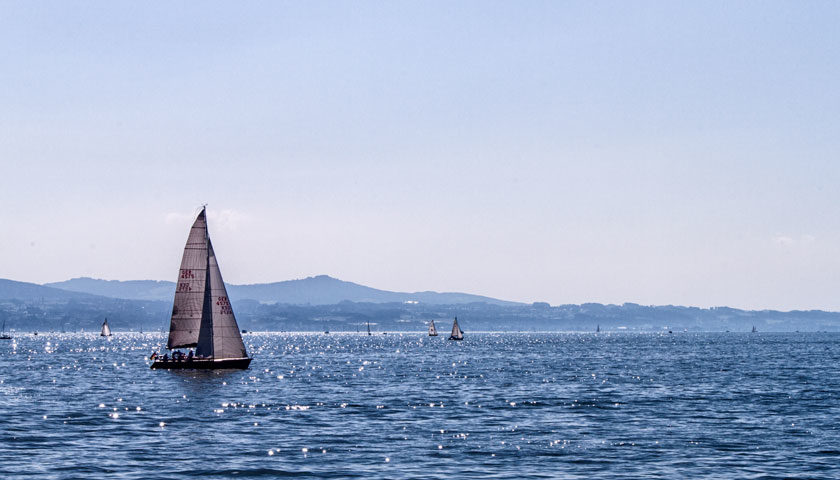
{"left": 2, "top": 2, "right": 839, "bottom": 310}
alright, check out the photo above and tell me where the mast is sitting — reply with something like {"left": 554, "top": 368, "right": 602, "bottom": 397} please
{"left": 196, "top": 209, "right": 213, "bottom": 357}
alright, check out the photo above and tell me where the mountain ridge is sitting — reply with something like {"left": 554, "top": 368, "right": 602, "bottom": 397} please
{"left": 43, "top": 275, "right": 522, "bottom": 306}
{"left": 2, "top": 277, "right": 839, "bottom": 333}
{"left": 0, "top": 278, "right": 101, "bottom": 301}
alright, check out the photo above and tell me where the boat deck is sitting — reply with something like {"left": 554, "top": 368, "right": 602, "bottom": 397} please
{"left": 150, "top": 357, "right": 251, "bottom": 370}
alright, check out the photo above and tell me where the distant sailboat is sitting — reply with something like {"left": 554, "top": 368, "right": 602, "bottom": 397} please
{"left": 100, "top": 318, "right": 112, "bottom": 337}
{"left": 448, "top": 317, "right": 464, "bottom": 341}
{"left": 1, "top": 318, "right": 11, "bottom": 340}
{"left": 596, "top": 324, "right": 600, "bottom": 333}
{"left": 429, "top": 320, "right": 438, "bottom": 337}
{"left": 367, "top": 321, "right": 372, "bottom": 336}
{"left": 151, "top": 207, "right": 251, "bottom": 370}
{"left": 752, "top": 325, "right": 757, "bottom": 333}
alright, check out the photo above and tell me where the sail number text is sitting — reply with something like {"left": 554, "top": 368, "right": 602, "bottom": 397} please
{"left": 177, "top": 270, "right": 195, "bottom": 292}
{"left": 217, "top": 296, "right": 233, "bottom": 315}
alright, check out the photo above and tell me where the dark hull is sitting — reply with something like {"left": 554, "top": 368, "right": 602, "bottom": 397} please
{"left": 449, "top": 336, "right": 463, "bottom": 341}
{"left": 150, "top": 357, "right": 252, "bottom": 370}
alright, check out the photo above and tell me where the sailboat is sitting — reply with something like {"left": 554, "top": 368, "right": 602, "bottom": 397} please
{"left": 429, "top": 320, "right": 438, "bottom": 337}
{"left": 448, "top": 317, "right": 463, "bottom": 341}
{"left": 752, "top": 325, "right": 757, "bottom": 333}
{"left": 151, "top": 207, "right": 252, "bottom": 370}
{"left": 596, "top": 324, "right": 600, "bottom": 333}
{"left": 0, "top": 318, "right": 11, "bottom": 340}
{"left": 367, "top": 321, "right": 372, "bottom": 336}
{"left": 100, "top": 318, "right": 112, "bottom": 337}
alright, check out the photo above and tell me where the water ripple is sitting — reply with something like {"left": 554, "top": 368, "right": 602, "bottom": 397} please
{"left": 0, "top": 332, "right": 838, "bottom": 478}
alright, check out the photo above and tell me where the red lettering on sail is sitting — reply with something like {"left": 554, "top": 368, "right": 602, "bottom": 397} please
{"left": 217, "top": 296, "right": 232, "bottom": 314}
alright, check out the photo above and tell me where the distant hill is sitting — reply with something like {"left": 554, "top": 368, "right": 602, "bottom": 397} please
{"left": 44, "top": 275, "right": 522, "bottom": 306}
{"left": 45, "top": 278, "right": 174, "bottom": 302}
{"left": 3, "top": 277, "right": 840, "bottom": 332}
{"left": 0, "top": 279, "right": 98, "bottom": 301}
{"left": 228, "top": 275, "right": 520, "bottom": 305}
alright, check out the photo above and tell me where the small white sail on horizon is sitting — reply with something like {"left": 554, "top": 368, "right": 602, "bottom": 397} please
{"left": 429, "top": 320, "right": 438, "bottom": 337}
{"left": 448, "top": 317, "right": 463, "bottom": 341}
{"left": 100, "top": 318, "right": 112, "bottom": 337}
{"left": 1, "top": 318, "right": 11, "bottom": 340}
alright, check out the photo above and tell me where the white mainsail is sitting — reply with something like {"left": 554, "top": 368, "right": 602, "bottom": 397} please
{"left": 449, "top": 317, "right": 463, "bottom": 340}
{"left": 100, "top": 318, "right": 112, "bottom": 336}
{"left": 429, "top": 320, "right": 438, "bottom": 336}
{"left": 167, "top": 209, "right": 209, "bottom": 349}
{"left": 195, "top": 239, "right": 248, "bottom": 360}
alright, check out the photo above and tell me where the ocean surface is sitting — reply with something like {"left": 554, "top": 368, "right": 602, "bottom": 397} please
{"left": 1, "top": 332, "right": 839, "bottom": 479}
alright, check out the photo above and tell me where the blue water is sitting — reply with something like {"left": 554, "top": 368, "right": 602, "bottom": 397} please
{"left": 1, "top": 332, "right": 839, "bottom": 479}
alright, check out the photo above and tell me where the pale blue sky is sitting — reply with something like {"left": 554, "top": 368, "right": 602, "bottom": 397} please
{"left": 1, "top": 1, "right": 839, "bottom": 310}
